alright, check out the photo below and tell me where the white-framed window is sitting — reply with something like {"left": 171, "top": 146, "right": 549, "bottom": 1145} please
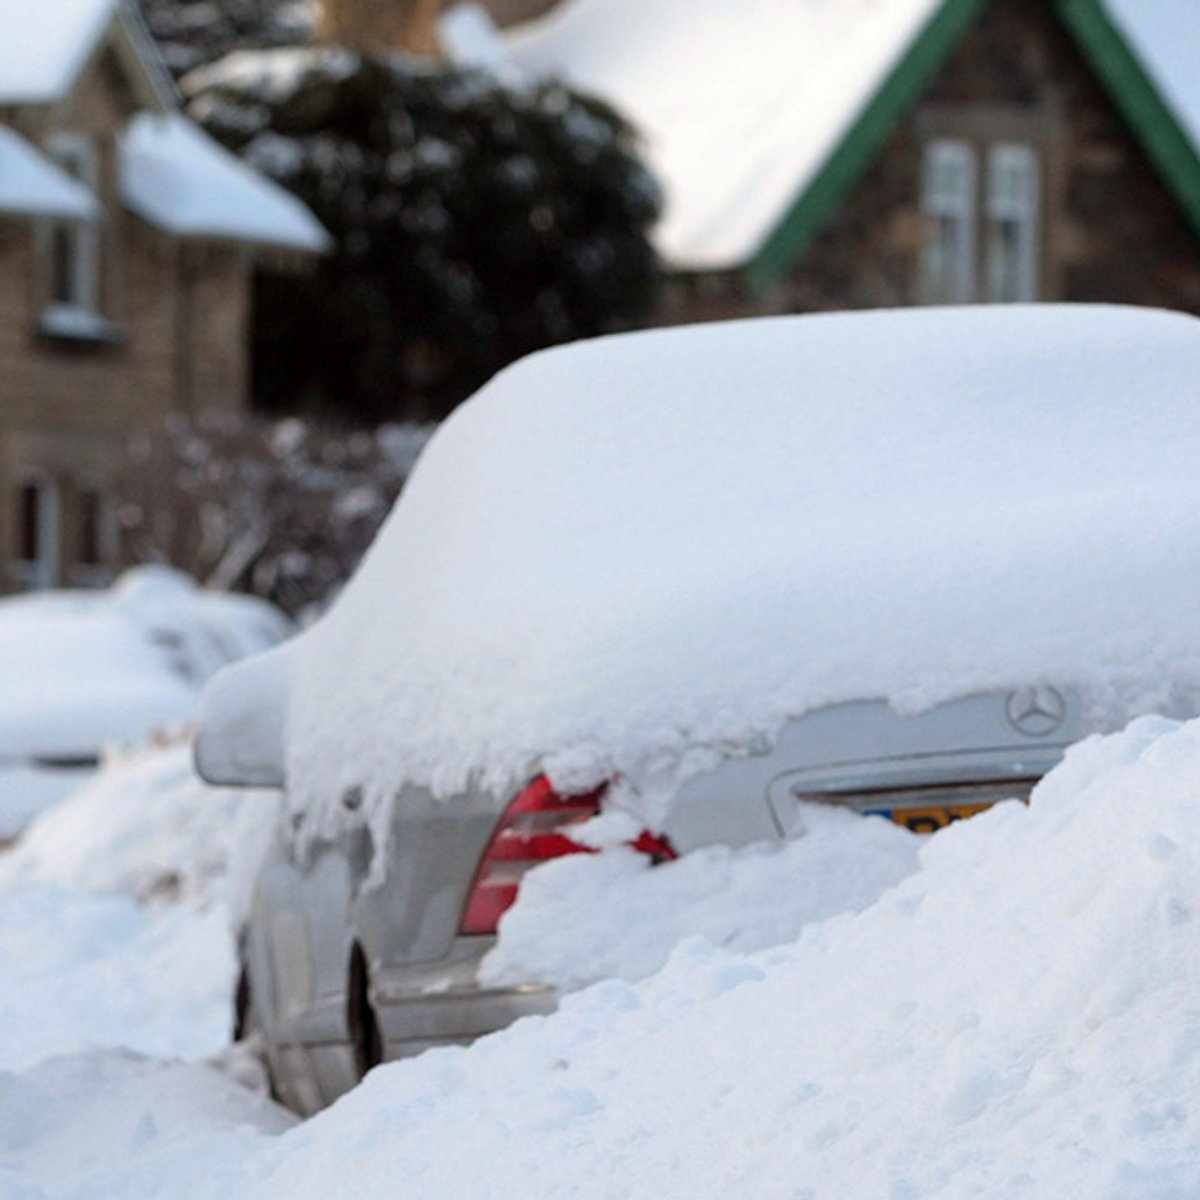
{"left": 986, "top": 143, "right": 1041, "bottom": 304}
{"left": 14, "top": 474, "right": 61, "bottom": 591}
{"left": 44, "top": 132, "right": 100, "bottom": 315}
{"left": 921, "top": 139, "right": 977, "bottom": 305}
{"left": 921, "top": 137, "right": 1043, "bottom": 305}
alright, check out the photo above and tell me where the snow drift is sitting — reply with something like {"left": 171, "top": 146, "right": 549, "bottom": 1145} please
{"left": 10, "top": 712, "right": 1200, "bottom": 1197}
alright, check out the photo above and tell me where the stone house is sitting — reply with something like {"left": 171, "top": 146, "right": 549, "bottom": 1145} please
{"left": 0, "top": 0, "right": 326, "bottom": 592}
{"left": 504, "top": 0, "right": 1200, "bottom": 326}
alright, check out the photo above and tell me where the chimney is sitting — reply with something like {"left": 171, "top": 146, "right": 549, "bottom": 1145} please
{"left": 318, "top": 0, "right": 445, "bottom": 57}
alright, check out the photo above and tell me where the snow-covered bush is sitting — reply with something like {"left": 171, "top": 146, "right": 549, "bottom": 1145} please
{"left": 183, "top": 48, "right": 662, "bottom": 420}
{"left": 139, "top": 0, "right": 316, "bottom": 78}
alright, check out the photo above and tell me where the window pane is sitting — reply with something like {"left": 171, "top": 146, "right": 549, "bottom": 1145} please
{"left": 922, "top": 140, "right": 977, "bottom": 304}
{"left": 15, "top": 478, "right": 59, "bottom": 589}
{"left": 986, "top": 145, "right": 1039, "bottom": 303}
{"left": 52, "top": 225, "right": 76, "bottom": 305}
{"left": 45, "top": 136, "right": 99, "bottom": 313}
{"left": 18, "top": 483, "right": 40, "bottom": 564}
{"left": 78, "top": 490, "right": 104, "bottom": 566}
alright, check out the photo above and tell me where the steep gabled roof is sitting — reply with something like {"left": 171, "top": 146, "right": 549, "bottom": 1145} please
{"left": 508, "top": 0, "right": 947, "bottom": 273}
{"left": 0, "top": 0, "right": 117, "bottom": 106}
{"left": 507, "top": 0, "right": 1200, "bottom": 281}
{"left": 0, "top": 1, "right": 327, "bottom": 254}
{"left": 0, "top": 0, "right": 174, "bottom": 111}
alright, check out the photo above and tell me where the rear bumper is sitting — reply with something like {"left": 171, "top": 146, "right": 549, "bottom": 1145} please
{"left": 262, "top": 938, "right": 557, "bottom": 1114}
{"left": 373, "top": 942, "right": 558, "bottom": 1060}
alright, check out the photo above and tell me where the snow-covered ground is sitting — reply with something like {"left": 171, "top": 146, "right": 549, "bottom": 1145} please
{"left": 0, "top": 742, "right": 278, "bottom": 1070}
{"left": 6, "top": 715, "right": 1200, "bottom": 1197}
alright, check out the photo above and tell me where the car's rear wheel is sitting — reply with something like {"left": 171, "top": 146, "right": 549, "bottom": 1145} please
{"left": 348, "top": 943, "right": 383, "bottom": 1080}
{"left": 233, "top": 964, "right": 256, "bottom": 1042}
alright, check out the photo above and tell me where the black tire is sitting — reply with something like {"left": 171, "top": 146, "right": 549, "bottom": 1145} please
{"left": 233, "top": 964, "right": 256, "bottom": 1042}
{"left": 348, "top": 943, "right": 383, "bottom": 1079}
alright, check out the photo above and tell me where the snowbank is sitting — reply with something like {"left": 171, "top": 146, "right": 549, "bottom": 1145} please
{"left": 9, "top": 714, "right": 1200, "bottom": 1194}
{"left": 0, "top": 883, "right": 234, "bottom": 1073}
{"left": 282, "top": 305, "right": 1200, "bottom": 838}
{"left": 0, "top": 1052, "right": 294, "bottom": 1197}
{"left": 233, "top": 715, "right": 1200, "bottom": 1197}
{"left": 0, "top": 743, "right": 281, "bottom": 1071}
{"left": 481, "top": 802, "right": 920, "bottom": 990}
{"left": 0, "top": 743, "right": 280, "bottom": 915}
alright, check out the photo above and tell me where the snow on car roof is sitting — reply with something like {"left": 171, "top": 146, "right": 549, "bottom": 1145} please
{"left": 284, "top": 304, "right": 1200, "bottom": 829}
{"left": 120, "top": 113, "right": 331, "bottom": 253}
{"left": 505, "top": 0, "right": 943, "bottom": 270}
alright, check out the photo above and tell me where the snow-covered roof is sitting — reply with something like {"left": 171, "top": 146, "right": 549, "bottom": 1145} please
{"left": 505, "top": 0, "right": 943, "bottom": 270}
{"left": 1106, "top": 0, "right": 1200, "bottom": 153}
{"left": 0, "top": 0, "right": 117, "bottom": 106}
{"left": 277, "top": 304, "right": 1200, "bottom": 834}
{"left": 0, "top": 125, "right": 98, "bottom": 220}
{"left": 120, "top": 113, "right": 330, "bottom": 253}
{"left": 506, "top": 0, "right": 1200, "bottom": 272}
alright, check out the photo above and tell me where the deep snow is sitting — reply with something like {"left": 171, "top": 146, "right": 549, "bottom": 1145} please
{"left": 7, "top": 716, "right": 1200, "bottom": 1196}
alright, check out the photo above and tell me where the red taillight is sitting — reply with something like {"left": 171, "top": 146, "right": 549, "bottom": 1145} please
{"left": 459, "top": 775, "right": 677, "bottom": 935}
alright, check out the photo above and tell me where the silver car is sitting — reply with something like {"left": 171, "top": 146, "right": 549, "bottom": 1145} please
{"left": 199, "top": 676, "right": 1083, "bottom": 1116}
{"left": 195, "top": 304, "right": 1200, "bottom": 1115}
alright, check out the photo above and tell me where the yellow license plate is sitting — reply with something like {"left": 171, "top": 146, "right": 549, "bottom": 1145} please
{"left": 866, "top": 802, "right": 996, "bottom": 834}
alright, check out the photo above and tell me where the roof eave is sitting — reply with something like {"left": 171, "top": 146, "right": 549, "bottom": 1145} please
{"left": 125, "top": 208, "right": 330, "bottom": 262}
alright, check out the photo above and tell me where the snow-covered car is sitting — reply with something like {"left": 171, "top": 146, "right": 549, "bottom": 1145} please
{"left": 0, "top": 567, "right": 290, "bottom": 839}
{"left": 196, "top": 305, "right": 1200, "bottom": 1115}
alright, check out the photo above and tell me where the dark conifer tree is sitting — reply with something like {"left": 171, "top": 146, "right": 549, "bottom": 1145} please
{"left": 183, "top": 45, "right": 661, "bottom": 420}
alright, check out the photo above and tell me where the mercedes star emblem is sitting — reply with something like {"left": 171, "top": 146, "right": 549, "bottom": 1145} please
{"left": 1005, "top": 687, "right": 1067, "bottom": 737}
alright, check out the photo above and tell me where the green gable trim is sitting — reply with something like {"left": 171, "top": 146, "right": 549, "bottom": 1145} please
{"left": 1056, "top": 0, "right": 1200, "bottom": 238}
{"left": 744, "top": 0, "right": 1200, "bottom": 292}
{"left": 746, "top": 0, "right": 988, "bottom": 293}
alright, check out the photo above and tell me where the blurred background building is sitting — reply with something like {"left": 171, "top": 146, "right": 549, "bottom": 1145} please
{"left": 3, "top": 0, "right": 1198, "bottom": 609}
